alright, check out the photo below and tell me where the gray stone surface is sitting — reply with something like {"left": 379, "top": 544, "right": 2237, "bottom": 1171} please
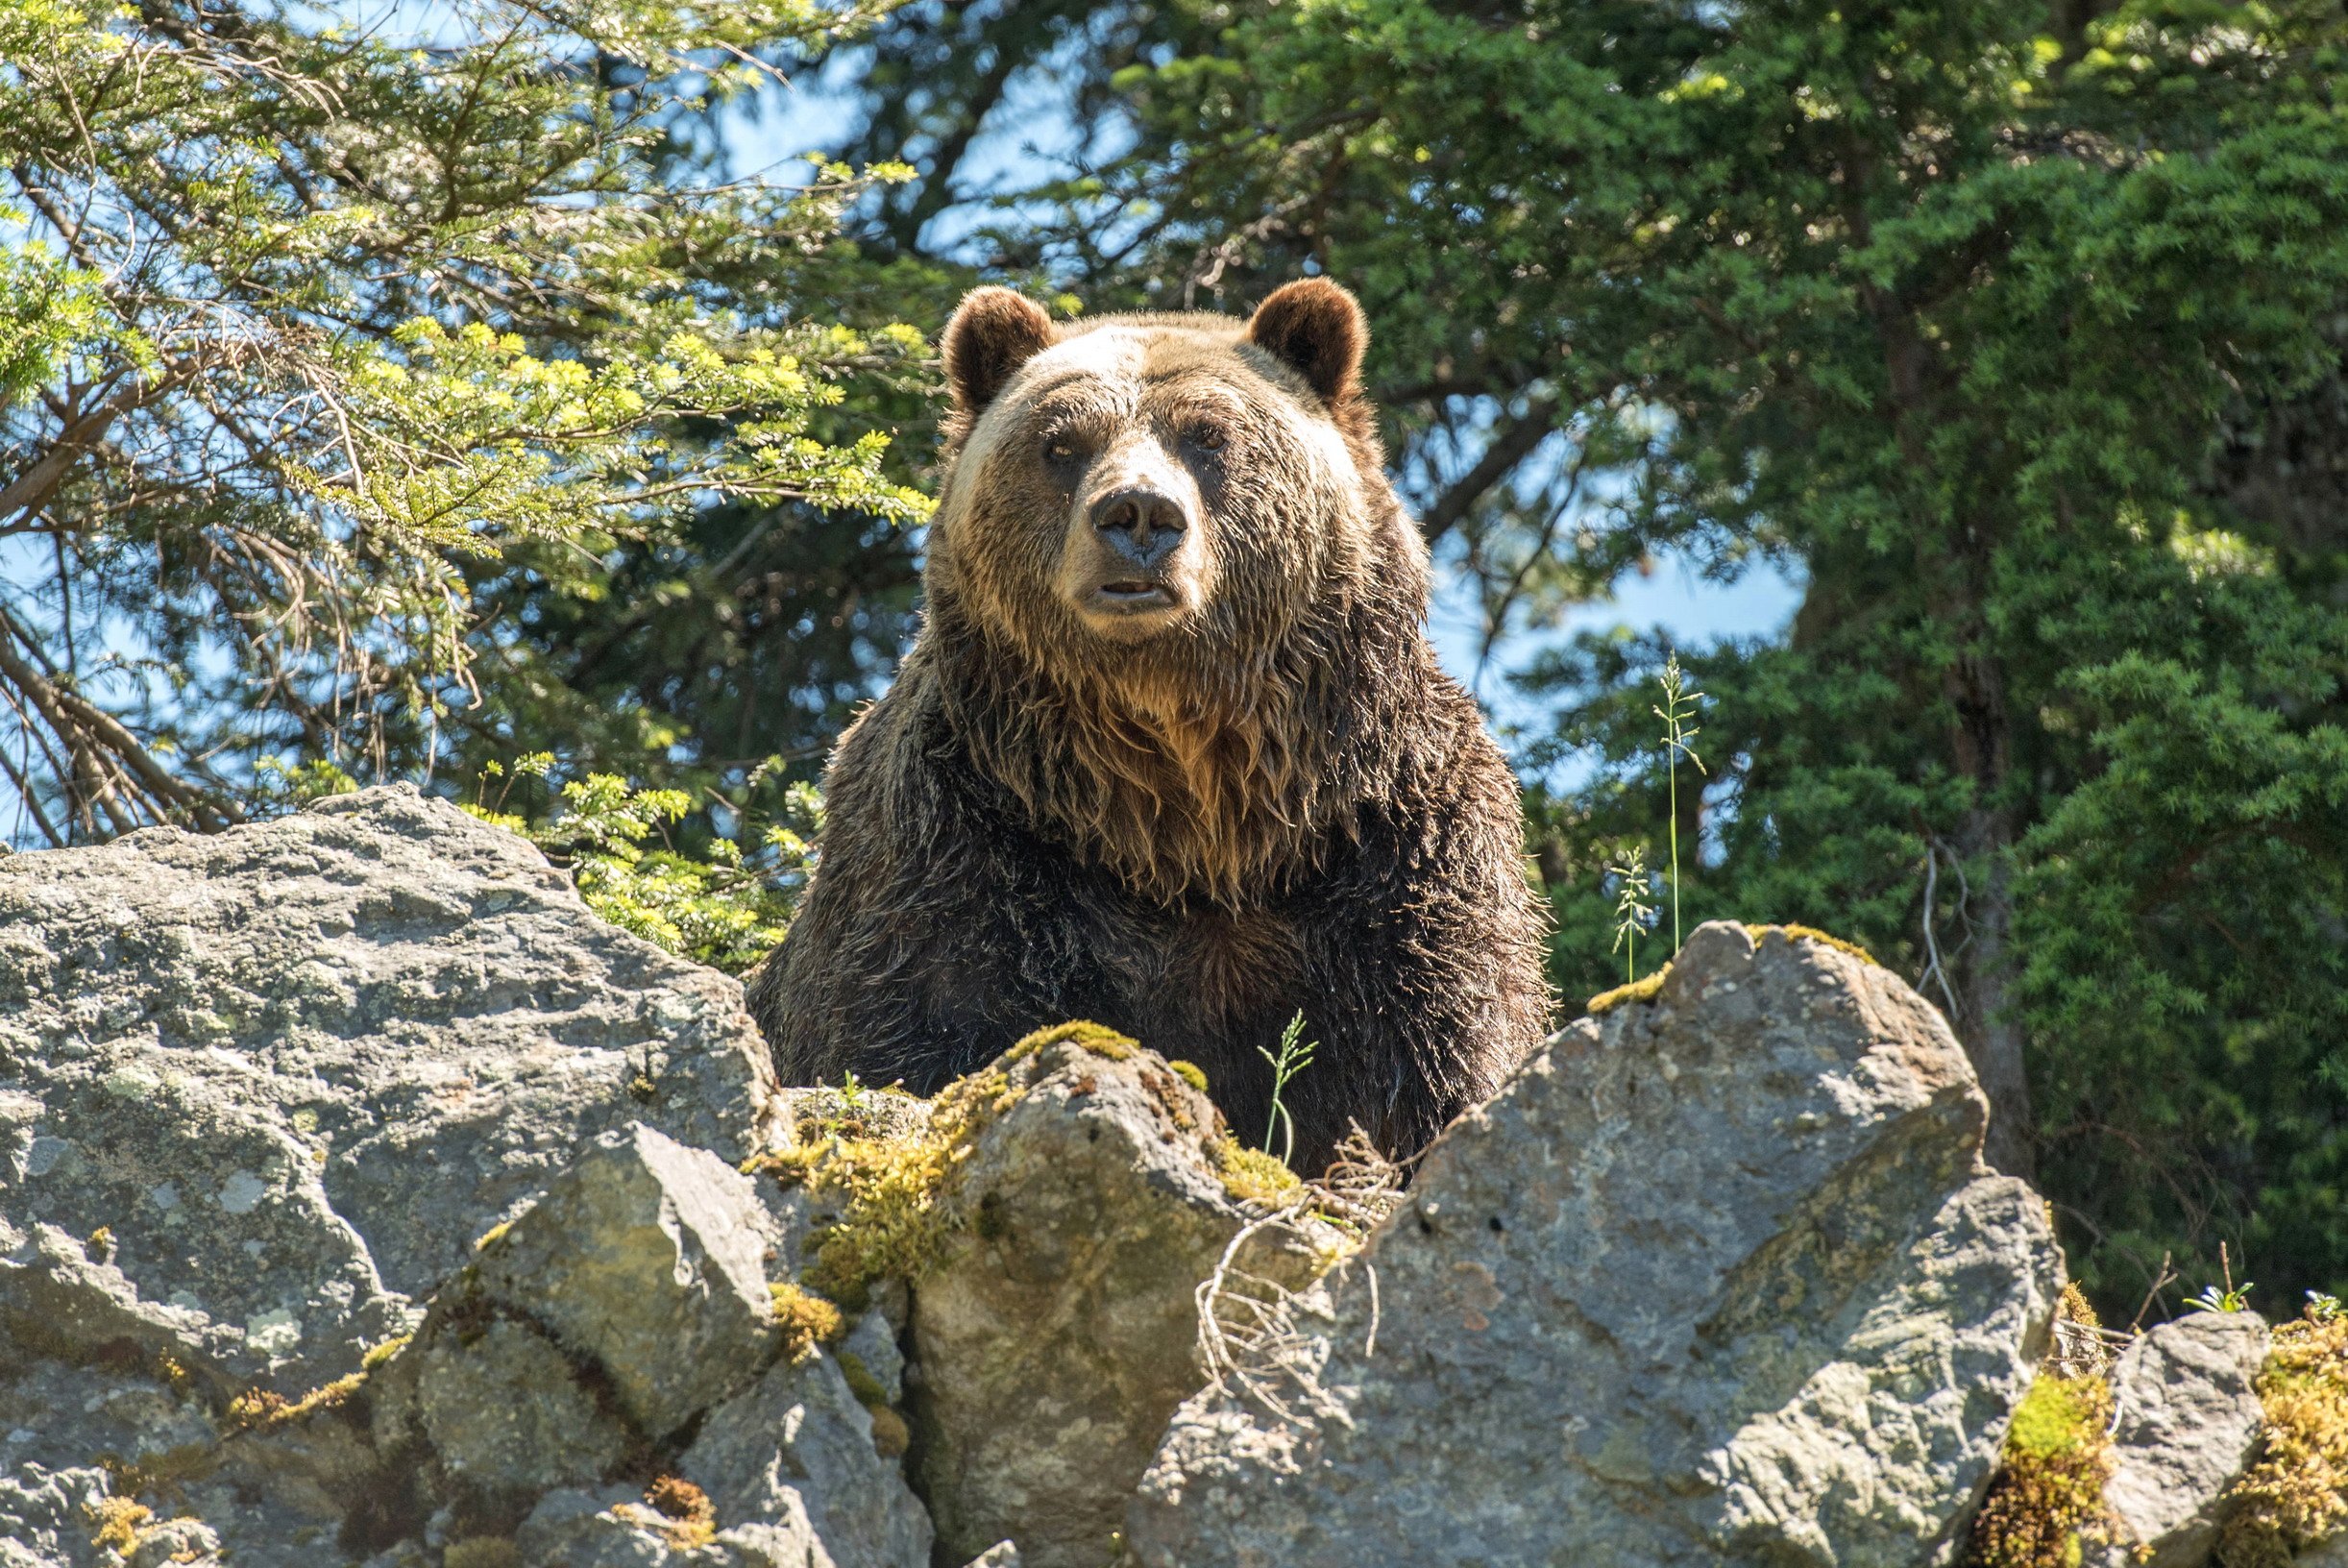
{"left": 2297, "top": 1532, "right": 2348, "bottom": 1568}
{"left": 473, "top": 1122, "right": 779, "bottom": 1439}
{"left": 0, "top": 1464, "right": 113, "bottom": 1567}
{"left": 408, "top": 1314, "right": 632, "bottom": 1491}
{"left": 0, "top": 789, "right": 928, "bottom": 1566}
{"left": 843, "top": 1310, "right": 905, "bottom": 1406}
{"left": 1128, "top": 921, "right": 2064, "bottom": 1568}
{"left": 2099, "top": 1311, "right": 2271, "bottom": 1568}
{"left": 0, "top": 785, "right": 778, "bottom": 1397}
{"left": 906, "top": 1032, "right": 1322, "bottom": 1568}
{"left": 960, "top": 1545, "right": 1022, "bottom": 1568}
{"left": 680, "top": 1348, "right": 933, "bottom": 1568}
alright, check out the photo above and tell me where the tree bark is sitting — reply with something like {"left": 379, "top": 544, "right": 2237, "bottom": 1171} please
{"left": 1946, "top": 647, "right": 2035, "bottom": 1178}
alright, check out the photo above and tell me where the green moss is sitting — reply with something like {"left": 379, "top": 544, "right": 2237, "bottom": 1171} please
{"left": 1167, "top": 1060, "right": 1209, "bottom": 1092}
{"left": 867, "top": 1405, "right": 911, "bottom": 1458}
{"left": 360, "top": 1334, "right": 410, "bottom": 1371}
{"left": 2216, "top": 1304, "right": 2348, "bottom": 1566}
{"left": 1747, "top": 922, "right": 1880, "bottom": 967}
{"left": 1960, "top": 1373, "right": 2116, "bottom": 1567}
{"left": 84, "top": 1497, "right": 151, "bottom": 1555}
{"left": 1587, "top": 965, "right": 1671, "bottom": 1015}
{"left": 1214, "top": 1138, "right": 1302, "bottom": 1207}
{"left": 1007, "top": 1020, "right": 1137, "bottom": 1062}
{"left": 836, "top": 1350, "right": 890, "bottom": 1409}
{"left": 224, "top": 1371, "right": 367, "bottom": 1434}
{"left": 748, "top": 1062, "right": 1022, "bottom": 1307}
{"left": 443, "top": 1539, "right": 523, "bottom": 1568}
{"left": 769, "top": 1283, "right": 845, "bottom": 1360}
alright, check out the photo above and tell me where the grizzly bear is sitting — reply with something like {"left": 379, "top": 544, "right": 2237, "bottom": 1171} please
{"left": 747, "top": 280, "right": 1553, "bottom": 1173}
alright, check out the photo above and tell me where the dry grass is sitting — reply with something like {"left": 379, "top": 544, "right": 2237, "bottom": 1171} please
{"left": 1195, "top": 1124, "right": 1403, "bottom": 1426}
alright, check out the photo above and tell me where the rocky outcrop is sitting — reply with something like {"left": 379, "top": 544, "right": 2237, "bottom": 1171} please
{"left": 20, "top": 797, "right": 2266, "bottom": 1568}
{"left": 1127, "top": 921, "right": 2065, "bottom": 1568}
{"left": 2097, "top": 1311, "right": 2271, "bottom": 1568}
{"left": 0, "top": 784, "right": 774, "bottom": 1385}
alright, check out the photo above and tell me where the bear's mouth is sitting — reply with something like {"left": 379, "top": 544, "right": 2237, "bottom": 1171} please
{"left": 1092, "top": 580, "right": 1179, "bottom": 612}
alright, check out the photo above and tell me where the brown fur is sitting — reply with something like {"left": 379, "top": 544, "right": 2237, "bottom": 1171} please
{"left": 748, "top": 281, "right": 1554, "bottom": 1171}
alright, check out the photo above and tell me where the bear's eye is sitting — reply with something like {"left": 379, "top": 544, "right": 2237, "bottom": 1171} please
{"left": 1189, "top": 426, "right": 1229, "bottom": 453}
{"left": 1042, "top": 432, "right": 1081, "bottom": 465}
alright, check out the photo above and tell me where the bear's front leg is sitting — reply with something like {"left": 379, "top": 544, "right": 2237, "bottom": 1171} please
{"left": 1283, "top": 795, "right": 1554, "bottom": 1174}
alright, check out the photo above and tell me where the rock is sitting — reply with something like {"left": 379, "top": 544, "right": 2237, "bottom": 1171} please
{"left": 679, "top": 1349, "right": 933, "bottom": 1568}
{"left": 0, "top": 1463, "right": 115, "bottom": 1567}
{"left": 842, "top": 1310, "right": 905, "bottom": 1406}
{"left": 362, "top": 1118, "right": 926, "bottom": 1565}
{"left": 1128, "top": 921, "right": 2064, "bottom": 1568}
{"left": 407, "top": 1314, "right": 633, "bottom": 1491}
{"left": 904, "top": 1027, "right": 1322, "bottom": 1568}
{"left": 471, "top": 1122, "right": 779, "bottom": 1439}
{"left": 2099, "top": 1311, "right": 2270, "bottom": 1568}
{"left": 0, "top": 785, "right": 778, "bottom": 1399}
{"left": 2298, "top": 1534, "right": 2348, "bottom": 1568}
{"left": 0, "top": 789, "right": 914, "bottom": 1564}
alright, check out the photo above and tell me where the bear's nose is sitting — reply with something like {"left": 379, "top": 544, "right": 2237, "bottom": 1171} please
{"left": 1088, "top": 486, "right": 1187, "bottom": 570}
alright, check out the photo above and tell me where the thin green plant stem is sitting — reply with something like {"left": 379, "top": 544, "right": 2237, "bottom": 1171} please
{"left": 1259, "top": 1012, "right": 1318, "bottom": 1164}
{"left": 1608, "top": 845, "right": 1655, "bottom": 983}
{"left": 1653, "top": 654, "right": 1708, "bottom": 952}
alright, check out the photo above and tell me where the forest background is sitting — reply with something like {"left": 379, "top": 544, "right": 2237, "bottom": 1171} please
{"left": 5, "top": 0, "right": 2346, "bottom": 1319}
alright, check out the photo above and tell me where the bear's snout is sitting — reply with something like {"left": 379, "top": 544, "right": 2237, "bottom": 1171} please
{"left": 1088, "top": 486, "right": 1188, "bottom": 576}
{"left": 1055, "top": 445, "right": 1211, "bottom": 636}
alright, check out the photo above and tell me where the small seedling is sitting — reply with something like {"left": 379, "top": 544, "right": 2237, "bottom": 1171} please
{"left": 2189, "top": 1242, "right": 2254, "bottom": 1313}
{"left": 2308, "top": 1290, "right": 2342, "bottom": 1322}
{"left": 1258, "top": 1012, "right": 1318, "bottom": 1166}
{"left": 1607, "top": 845, "right": 1658, "bottom": 984}
{"left": 1652, "top": 653, "right": 1707, "bottom": 952}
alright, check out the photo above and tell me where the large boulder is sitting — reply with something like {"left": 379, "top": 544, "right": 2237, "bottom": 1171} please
{"left": 2097, "top": 1311, "right": 2270, "bottom": 1568}
{"left": 0, "top": 785, "right": 776, "bottom": 1387}
{"left": 1127, "top": 921, "right": 2064, "bottom": 1568}
{"left": 0, "top": 789, "right": 931, "bottom": 1566}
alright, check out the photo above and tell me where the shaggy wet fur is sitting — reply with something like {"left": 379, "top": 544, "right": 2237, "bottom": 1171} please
{"left": 748, "top": 282, "right": 1553, "bottom": 1172}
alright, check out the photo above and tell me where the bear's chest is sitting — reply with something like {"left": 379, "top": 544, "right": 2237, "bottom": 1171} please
{"left": 1162, "top": 907, "right": 1300, "bottom": 1028}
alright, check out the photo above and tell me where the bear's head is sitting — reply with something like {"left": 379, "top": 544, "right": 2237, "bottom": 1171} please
{"left": 925, "top": 280, "right": 1425, "bottom": 684}
{"left": 919, "top": 281, "right": 1432, "bottom": 901}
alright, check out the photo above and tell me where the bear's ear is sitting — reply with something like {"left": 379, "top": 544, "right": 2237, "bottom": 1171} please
{"left": 1246, "top": 279, "right": 1367, "bottom": 406}
{"left": 942, "top": 287, "right": 1057, "bottom": 417}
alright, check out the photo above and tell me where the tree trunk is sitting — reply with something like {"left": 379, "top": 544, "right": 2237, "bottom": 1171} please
{"left": 1946, "top": 648, "right": 2035, "bottom": 1178}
